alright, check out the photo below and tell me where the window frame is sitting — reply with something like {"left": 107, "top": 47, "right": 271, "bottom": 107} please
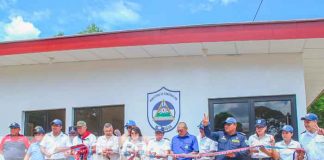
{"left": 208, "top": 94, "right": 298, "bottom": 140}
{"left": 73, "top": 105, "right": 125, "bottom": 136}
{"left": 24, "top": 108, "right": 66, "bottom": 136}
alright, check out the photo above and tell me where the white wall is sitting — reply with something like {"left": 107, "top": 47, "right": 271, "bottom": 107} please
{"left": 0, "top": 53, "right": 307, "bottom": 139}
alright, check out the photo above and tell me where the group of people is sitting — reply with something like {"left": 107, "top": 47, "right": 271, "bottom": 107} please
{"left": 0, "top": 113, "right": 323, "bottom": 160}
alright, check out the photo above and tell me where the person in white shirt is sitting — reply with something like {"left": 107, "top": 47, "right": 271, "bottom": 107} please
{"left": 299, "top": 113, "right": 324, "bottom": 160}
{"left": 96, "top": 123, "right": 119, "bottom": 160}
{"left": 120, "top": 120, "right": 137, "bottom": 148}
{"left": 72, "top": 121, "right": 97, "bottom": 160}
{"left": 248, "top": 119, "right": 275, "bottom": 160}
{"left": 196, "top": 123, "right": 217, "bottom": 160}
{"left": 146, "top": 126, "right": 170, "bottom": 160}
{"left": 121, "top": 126, "right": 147, "bottom": 160}
{"left": 271, "top": 125, "right": 304, "bottom": 160}
{"left": 40, "top": 119, "right": 71, "bottom": 160}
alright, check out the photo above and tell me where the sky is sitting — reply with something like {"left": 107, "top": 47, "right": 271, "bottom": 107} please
{"left": 0, "top": 0, "right": 324, "bottom": 42}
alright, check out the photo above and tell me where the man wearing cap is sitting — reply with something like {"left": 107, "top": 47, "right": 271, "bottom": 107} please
{"left": 248, "top": 119, "right": 275, "bottom": 160}
{"left": 24, "top": 126, "right": 46, "bottom": 160}
{"left": 40, "top": 119, "right": 71, "bottom": 160}
{"left": 272, "top": 125, "right": 304, "bottom": 160}
{"left": 72, "top": 120, "right": 97, "bottom": 160}
{"left": 120, "top": 120, "right": 137, "bottom": 149}
{"left": 67, "top": 126, "right": 77, "bottom": 160}
{"left": 96, "top": 123, "right": 119, "bottom": 160}
{"left": 171, "top": 122, "right": 199, "bottom": 160}
{"left": 0, "top": 122, "right": 30, "bottom": 160}
{"left": 147, "top": 126, "right": 170, "bottom": 160}
{"left": 196, "top": 123, "right": 217, "bottom": 160}
{"left": 202, "top": 114, "right": 248, "bottom": 160}
{"left": 300, "top": 113, "right": 324, "bottom": 160}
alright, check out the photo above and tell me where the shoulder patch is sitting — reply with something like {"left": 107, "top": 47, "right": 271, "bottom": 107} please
{"left": 163, "top": 138, "right": 170, "bottom": 141}
{"left": 238, "top": 132, "right": 246, "bottom": 136}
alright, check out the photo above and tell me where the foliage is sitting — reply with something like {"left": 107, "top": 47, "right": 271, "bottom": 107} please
{"left": 308, "top": 92, "right": 324, "bottom": 128}
{"left": 78, "top": 24, "right": 104, "bottom": 34}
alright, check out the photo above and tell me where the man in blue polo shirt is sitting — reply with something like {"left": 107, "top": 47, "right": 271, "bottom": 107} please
{"left": 171, "top": 122, "right": 199, "bottom": 160}
{"left": 202, "top": 114, "right": 248, "bottom": 160}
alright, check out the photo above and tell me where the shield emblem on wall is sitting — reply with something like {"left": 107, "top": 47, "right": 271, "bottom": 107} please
{"left": 147, "top": 87, "right": 180, "bottom": 132}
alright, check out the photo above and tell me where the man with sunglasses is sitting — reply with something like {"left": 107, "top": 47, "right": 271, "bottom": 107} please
{"left": 202, "top": 114, "right": 248, "bottom": 160}
{"left": 171, "top": 122, "right": 199, "bottom": 160}
{"left": 248, "top": 119, "right": 275, "bottom": 160}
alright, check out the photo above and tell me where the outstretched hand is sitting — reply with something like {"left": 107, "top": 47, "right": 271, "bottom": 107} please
{"left": 202, "top": 113, "right": 209, "bottom": 126}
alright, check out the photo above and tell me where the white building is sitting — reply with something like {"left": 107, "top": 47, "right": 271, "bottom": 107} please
{"left": 0, "top": 19, "right": 323, "bottom": 140}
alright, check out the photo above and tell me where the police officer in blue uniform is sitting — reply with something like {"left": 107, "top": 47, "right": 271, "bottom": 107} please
{"left": 201, "top": 114, "right": 248, "bottom": 160}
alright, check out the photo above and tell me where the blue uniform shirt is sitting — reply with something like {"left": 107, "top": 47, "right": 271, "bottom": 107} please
{"left": 171, "top": 133, "right": 199, "bottom": 160}
{"left": 204, "top": 126, "right": 248, "bottom": 160}
{"left": 27, "top": 142, "right": 45, "bottom": 160}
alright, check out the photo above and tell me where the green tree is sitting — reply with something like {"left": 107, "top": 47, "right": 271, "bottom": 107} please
{"left": 79, "top": 23, "right": 104, "bottom": 34}
{"left": 308, "top": 91, "right": 324, "bottom": 128}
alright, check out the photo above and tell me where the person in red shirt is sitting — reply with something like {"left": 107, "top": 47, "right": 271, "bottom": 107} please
{"left": 0, "top": 122, "right": 30, "bottom": 160}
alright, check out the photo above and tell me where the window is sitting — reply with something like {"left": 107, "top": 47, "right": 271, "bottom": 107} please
{"left": 209, "top": 95, "right": 297, "bottom": 141}
{"left": 24, "top": 109, "right": 66, "bottom": 136}
{"left": 74, "top": 105, "right": 124, "bottom": 136}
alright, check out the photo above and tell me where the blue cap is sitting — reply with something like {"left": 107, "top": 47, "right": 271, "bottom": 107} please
{"left": 301, "top": 113, "right": 318, "bottom": 121}
{"left": 255, "top": 119, "right": 267, "bottom": 127}
{"left": 197, "top": 123, "right": 204, "bottom": 129}
{"left": 51, "top": 119, "right": 62, "bottom": 126}
{"left": 224, "top": 117, "right": 237, "bottom": 124}
{"left": 125, "top": 120, "right": 136, "bottom": 128}
{"left": 34, "top": 126, "right": 45, "bottom": 134}
{"left": 68, "top": 126, "right": 77, "bottom": 134}
{"left": 281, "top": 125, "right": 294, "bottom": 133}
{"left": 9, "top": 122, "right": 20, "bottom": 128}
{"left": 154, "top": 126, "right": 165, "bottom": 133}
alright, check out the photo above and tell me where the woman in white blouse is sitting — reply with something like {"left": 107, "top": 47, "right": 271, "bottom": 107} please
{"left": 121, "top": 127, "right": 147, "bottom": 160}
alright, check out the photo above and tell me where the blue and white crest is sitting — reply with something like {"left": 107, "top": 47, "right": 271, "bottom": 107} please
{"left": 147, "top": 87, "right": 180, "bottom": 132}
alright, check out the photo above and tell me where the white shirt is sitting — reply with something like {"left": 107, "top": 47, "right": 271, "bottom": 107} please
{"left": 96, "top": 135, "right": 119, "bottom": 160}
{"left": 197, "top": 135, "right": 217, "bottom": 160}
{"left": 40, "top": 132, "right": 71, "bottom": 159}
{"left": 72, "top": 133, "right": 97, "bottom": 160}
{"left": 300, "top": 131, "right": 324, "bottom": 160}
{"left": 275, "top": 140, "right": 301, "bottom": 160}
{"left": 121, "top": 138, "right": 147, "bottom": 160}
{"left": 248, "top": 133, "right": 273, "bottom": 158}
{"left": 147, "top": 138, "right": 170, "bottom": 160}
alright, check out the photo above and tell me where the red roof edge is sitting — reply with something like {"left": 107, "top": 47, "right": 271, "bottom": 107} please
{"left": 1, "top": 19, "right": 324, "bottom": 56}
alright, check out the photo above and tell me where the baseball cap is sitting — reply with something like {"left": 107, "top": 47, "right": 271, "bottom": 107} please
{"left": 68, "top": 126, "right": 77, "bottom": 134}
{"left": 255, "top": 119, "right": 267, "bottom": 128}
{"left": 51, "top": 119, "right": 63, "bottom": 126}
{"left": 224, "top": 117, "right": 237, "bottom": 124}
{"left": 154, "top": 126, "right": 165, "bottom": 133}
{"left": 125, "top": 120, "right": 136, "bottom": 128}
{"left": 281, "top": 125, "right": 294, "bottom": 133}
{"left": 76, "top": 121, "right": 87, "bottom": 127}
{"left": 301, "top": 113, "right": 318, "bottom": 121}
{"left": 9, "top": 122, "right": 20, "bottom": 129}
{"left": 34, "top": 126, "right": 45, "bottom": 134}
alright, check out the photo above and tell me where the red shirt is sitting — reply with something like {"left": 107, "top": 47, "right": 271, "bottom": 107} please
{"left": 0, "top": 134, "right": 30, "bottom": 159}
